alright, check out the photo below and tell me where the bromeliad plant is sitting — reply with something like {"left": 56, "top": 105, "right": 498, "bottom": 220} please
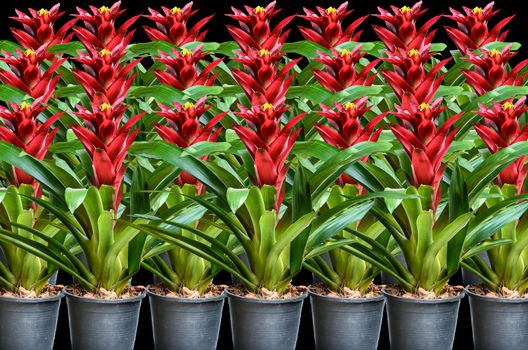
{"left": 463, "top": 98, "right": 528, "bottom": 294}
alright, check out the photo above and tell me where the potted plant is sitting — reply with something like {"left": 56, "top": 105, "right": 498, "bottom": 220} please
{"left": 134, "top": 96, "right": 229, "bottom": 350}
{"left": 299, "top": 97, "right": 388, "bottom": 350}
{"left": 0, "top": 101, "right": 64, "bottom": 350}
{"left": 461, "top": 97, "right": 528, "bottom": 349}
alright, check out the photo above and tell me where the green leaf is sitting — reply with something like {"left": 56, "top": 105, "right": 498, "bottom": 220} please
{"left": 226, "top": 188, "right": 250, "bottom": 213}
{"left": 184, "top": 85, "right": 223, "bottom": 99}
{"left": 282, "top": 40, "right": 329, "bottom": 57}
{"left": 482, "top": 41, "right": 521, "bottom": 51}
{"left": 128, "top": 85, "right": 184, "bottom": 105}
{"left": 290, "top": 165, "right": 313, "bottom": 274}
{"left": 0, "top": 40, "right": 22, "bottom": 54}
{"left": 0, "top": 85, "right": 26, "bottom": 103}
{"left": 47, "top": 42, "right": 85, "bottom": 55}
{"left": 65, "top": 188, "right": 88, "bottom": 214}
{"left": 447, "top": 164, "right": 470, "bottom": 275}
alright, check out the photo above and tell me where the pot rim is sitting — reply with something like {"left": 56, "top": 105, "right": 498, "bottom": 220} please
{"left": 381, "top": 286, "right": 465, "bottom": 304}
{"left": 465, "top": 285, "right": 528, "bottom": 303}
{"left": 0, "top": 289, "right": 64, "bottom": 303}
{"left": 146, "top": 284, "right": 226, "bottom": 303}
{"left": 64, "top": 285, "right": 146, "bottom": 304}
{"left": 226, "top": 289, "right": 308, "bottom": 304}
{"left": 308, "top": 286, "right": 384, "bottom": 303}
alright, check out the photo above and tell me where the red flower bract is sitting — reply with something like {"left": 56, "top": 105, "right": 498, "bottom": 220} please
{"left": 0, "top": 48, "right": 64, "bottom": 101}
{"left": 373, "top": 1, "right": 440, "bottom": 51}
{"left": 445, "top": 2, "right": 513, "bottom": 54}
{"left": 72, "top": 102, "right": 143, "bottom": 207}
{"left": 234, "top": 102, "right": 305, "bottom": 207}
{"left": 474, "top": 98, "right": 528, "bottom": 191}
{"left": 298, "top": 2, "right": 366, "bottom": 49}
{"left": 0, "top": 99, "right": 61, "bottom": 189}
{"left": 73, "top": 1, "right": 138, "bottom": 51}
{"left": 154, "top": 97, "right": 225, "bottom": 190}
{"left": 227, "top": 1, "right": 293, "bottom": 52}
{"left": 155, "top": 46, "right": 221, "bottom": 90}
{"left": 315, "top": 97, "right": 385, "bottom": 186}
{"left": 144, "top": 2, "right": 212, "bottom": 46}
{"left": 390, "top": 96, "right": 460, "bottom": 209}
{"left": 463, "top": 45, "right": 528, "bottom": 96}
{"left": 10, "top": 4, "right": 76, "bottom": 56}
{"left": 313, "top": 46, "right": 380, "bottom": 92}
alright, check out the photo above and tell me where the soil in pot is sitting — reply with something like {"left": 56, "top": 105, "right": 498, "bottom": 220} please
{"left": 64, "top": 285, "right": 146, "bottom": 350}
{"left": 309, "top": 284, "right": 385, "bottom": 350}
{"left": 467, "top": 284, "right": 528, "bottom": 350}
{"left": 147, "top": 284, "right": 226, "bottom": 350}
{"left": 227, "top": 285, "right": 307, "bottom": 350}
{"left": 383, "top": 285, "right": 465, "bottom": 350}
{"left": 0, "top": 284, "right": 63, "bottom": 350}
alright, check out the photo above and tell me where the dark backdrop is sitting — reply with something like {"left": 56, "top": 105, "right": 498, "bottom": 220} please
{"left": 1, "top": 0, "right": 524, "bottom": 349}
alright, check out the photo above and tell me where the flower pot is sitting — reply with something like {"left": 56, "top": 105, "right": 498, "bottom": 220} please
{"left": 309, "top": 289, "right": 385, "bottom": 350}
{"left": 467, "top": 286, "right": 528, "bottom": 349}
{"left": 147, "top": 285, "right": 226, "bottom": 350}
{"left": 461, "top": 252, "right": 490, "bottom": 285}
{"left": 0, "top": 291, "right": 62, "bottom": 350}
{"left": 65, "top": 288, "right": 146, "bottom": 350}
{"left": 227, "top": 289, "right": 307, "bottom": 350}
{"left": 382, "top": 287, "right": 464, "bottom": 350}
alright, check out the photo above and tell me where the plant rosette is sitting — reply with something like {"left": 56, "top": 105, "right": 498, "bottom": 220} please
{"left": 0, "top": 184, "right": 64, "bottom": 350}
{"left": 137, "top": 183, "right": 228, "bottom": 350}
{"left": 462, "top": 183, "right": 528, "bottom": 350}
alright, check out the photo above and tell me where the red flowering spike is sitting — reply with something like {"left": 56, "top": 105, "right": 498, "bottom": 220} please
{"left": 463, "top": 46, "right": 528, "bottom": 96}
{"left": 474, "top": 98, "right": 528, "bottom": 192}
{"left": 313, "top": 46, "right": 380, "bottom": 92}
{"left": 154, "top": 98, "right": 224, "bottom": 191}
{"left": 9, "top": 4, "right": 76, "bottom": 58}
{"left": 445, "top": 3, "right": 513, "bottom": 54}
{"left": 155, "top": 46, "right": 221, "bottom": 90}
{"left": 315, "top": 98, "right": 385, "bottom": 186}
{"left": 0, "top": 100, "right": 61, "bottom": 190}
{"left": 390, "top": 98, "right": 460, "bottom": 209}
{"left": 0, "top": 49, "right": 65, "bottom": 101}
{"left": 373, "top": 2, "right": 440, "bottom": 51}
{"left": 72, "top": 102, "right": 143, "bottom": 205}
{"left": 298, "top": 3, "right": 366, "bottom": 49}
{"left": 227, "top": 2, "right": 292, "bottom": 52}
{"left": 144, "top": 3, "right": 212, "bottom": 46}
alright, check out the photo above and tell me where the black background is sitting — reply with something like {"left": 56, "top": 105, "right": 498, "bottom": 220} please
{"left": 1, "top": 0, "right": 524, "bottom": 349}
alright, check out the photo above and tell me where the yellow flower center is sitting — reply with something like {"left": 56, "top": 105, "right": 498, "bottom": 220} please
{"left": 182, "top": 102, "right": 195, "bottom": 110}
{"left": 339, "top": 49, "right": 351, "bottom": 57}
{"left": 408, "top": 49, "right": 420, "bottom": 57}
{"left": 502, "top": 101, "right": 515, "bottom": 110}
{"left": 254, "top": 6, "right": 265, "bottom": 14}
{"left": 400, "top": 6, "right": 412, "bottom": 14}
{"left": 326, "top": 7, "right": 337, "bottom": 14}
{"left": 344, "top": 102, "right": 356, "bottom": 110}
{"left": 38, "top": 8, "right": 49, "bottom": 16}
{"left": 472, "top": 7, "right": 483, "bottom": 14}
{"left": 418, "top": 103, "right": 430, "bottom": 111}
{"left": 99, "top": 103, "right": 112, "bottom": 112}
{"left": 99, "top": 48, "right": 112, "bottom": 57}
{"left": 258, "top": 49, "right": 270, "bottom": 57}
{"left": 24, "top": 48, "right": 36, "bottom": 57}
{"left": 19, "top": 102, "right": 31, "bottom": 111}
{"left": 261, "top": 103, "right": 274, "bottom": 111}
{"left": 489, "top": 49, "right": 501, "bottom": 57}
{"left": 99, "top": 6, "right": 110, "bottom": 14}
{"left": 181, "top": 48, "right": 192, "bottom": 57}
{"left": 170, "top": 7, "right": 182, "bottom": 14}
